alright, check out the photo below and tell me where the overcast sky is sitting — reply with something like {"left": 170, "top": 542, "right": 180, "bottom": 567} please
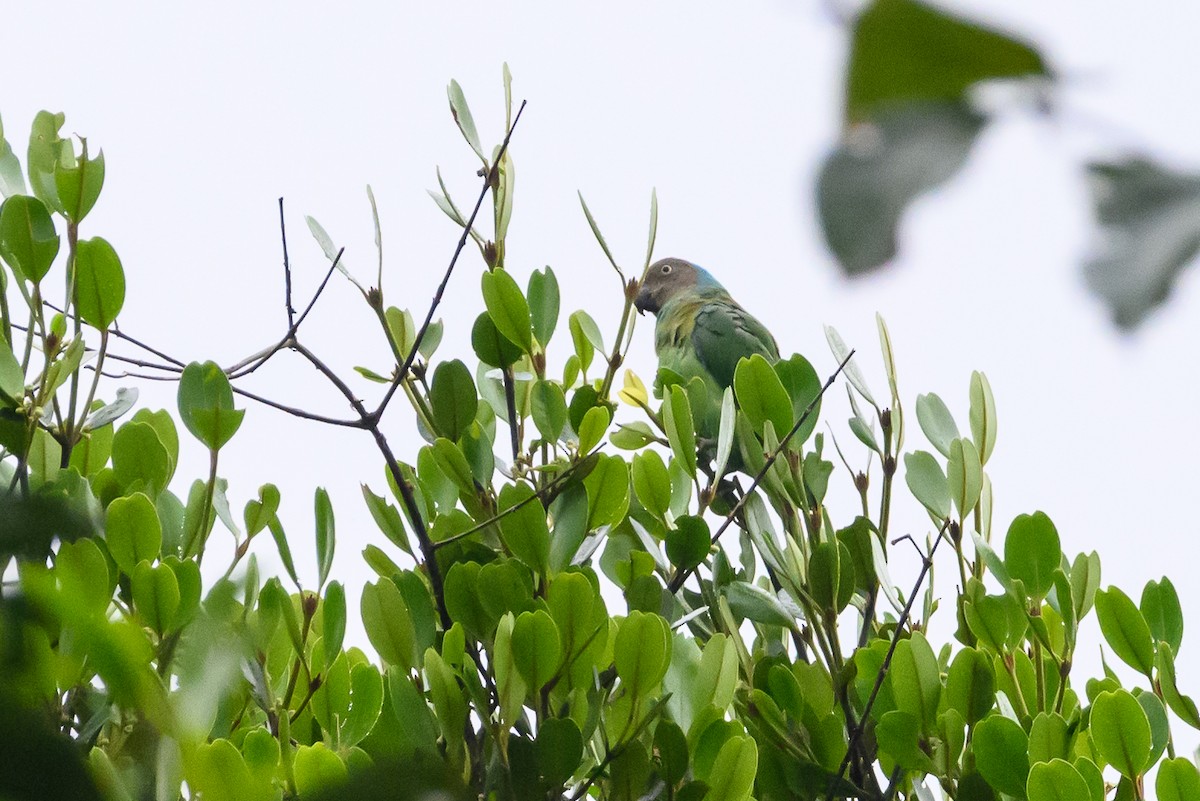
{"left": 7, "top": 0, "right": 1200, "bottom": 751}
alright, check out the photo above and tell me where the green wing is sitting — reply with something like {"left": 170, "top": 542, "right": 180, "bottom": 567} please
{"left": 691, "top": 297, "right": 779, "bottom": 389}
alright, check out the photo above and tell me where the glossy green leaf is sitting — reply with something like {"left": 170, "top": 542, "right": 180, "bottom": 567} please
{"left": 706, "top": 736, "right": 757, "bottom": 801}
{"left": 528, "top": 266, "right": 560, "bottom": 347}
{"left": 1004, "top": 511, "right": 1061, "bottom": 601}
{"left": 1090, "top": 689, "right": 1151, "bottom": 779}
{"left": 904, "top": 450, "right": 950, "bottom": 520}
{"left": 314, "top": 487, "right": 335, "bottom": 589}
{"left": 482, "top": 268, "right": 533, "bottom": 354}
{"left": 1136, "top": 689, "right": 1169, "bottom": 768}
{"left": 0, "top": 194, "right": 58, "bottom": 282}
{"left": 360, "top": 578, "right": 415, "bottom": 673}
{"left": 615, "top": 611, "right": 671, "bottom": 696}
{"left": 498, "top": 482, "right": 550, "bottom": 576}
{"left": 1028, "top": 712, "right": 1070, "bottom": 764}
{"left": 131, "top": 560, "right": 180, "bottom": 635}
{"left": 322, "top": 581, "right": 346, "bottom": 673}
{"left": 1140, "top": 578, "right": 1183, "bottom": 656}
{"left": 666, "top": 516, "right": 709, "bottom": 571}
{"left": 74, "top": 237, "right": 125, "bottom": 328}
{"left": 105, "top": 492, "right": 162, "bottom": 574}
{"left": 662, "top": 385, "right": 696, "bottom": 479}
{"left": 1026, "top": 759, "right": 1090, "bottom": 801}
{"left": 584, "top": 453, "right": 629, "bottom": 530}
{"left": 632, "top": 450, "right": 671, "bottom": 519}
{"left": 946, "top": 647, "right": 995, "bottom": 725}
{"left": 177, "top": 361, "right": 244, "bottom": 451}
{"left": 1094, "top": 586, "right": 1155, "bottom": 678}
{"left": 56, "top": 145, "right": 104, "bottom": 223}
{"left": 511, "top": 609, "right": 561, "bottom": 689}
{"left": 890, "top": 631, "right": 940, "bottom": 731}
{"left": 1157, "top": 757, "right": 1200, "bottom": 801}
{"left": 429, "top": 359, "right": 477, "bottom": 442}
{"left": 1155, "top": 642, "right": 1200, "bottom": 730}
{"left": 537, "top": 717, "right": 583, "bottom": 785}
{"left": 471, "top": 312, "right": 522, "bottom": 369}
{"left": 875, "top": 710, "right": 935, "bottom": 772}
{"left": 577, "top": 405, "right": 610, "bottom": 453}
{"left": 531, "top": 380, "right": 568, "bottom": 442}
{"left": 733, "top": 354, "right": 791, "bottom": 439}
{"left": 973, "top": 714, "right": 1030, "bottom": 797}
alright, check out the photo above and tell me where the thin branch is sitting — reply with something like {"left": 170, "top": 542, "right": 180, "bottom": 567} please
{"left": 826, "top": 520, "right": 951, "bottom": 801}
{"left": 666, "top": 350, "right": 856, "bottom": 594}
{"left": 373, "top": 99, "right": 528, "bottom": 421}
{"left": 280, "top": 197, "right": 296, "bottom": 328}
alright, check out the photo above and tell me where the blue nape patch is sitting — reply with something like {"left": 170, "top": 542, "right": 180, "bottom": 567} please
{"left": 691, "top": 263, "right": 723, "bottom": 289}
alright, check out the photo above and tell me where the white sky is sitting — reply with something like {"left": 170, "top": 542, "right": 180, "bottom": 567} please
{"left": 7, "top": 0, "right": 1200, "bottom": 758}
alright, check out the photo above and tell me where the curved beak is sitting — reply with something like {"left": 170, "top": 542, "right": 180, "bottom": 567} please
{"left": 634, "top": 285, "right": 657, "bottom": 315}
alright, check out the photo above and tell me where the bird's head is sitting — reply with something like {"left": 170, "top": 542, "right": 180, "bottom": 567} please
{"left": 635, "top": 258, "right": 722, "bottom": 315}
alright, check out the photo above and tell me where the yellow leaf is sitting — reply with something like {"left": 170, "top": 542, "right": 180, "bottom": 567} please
{"left": 618, "top": 369, "right": 648, "bottom": 407}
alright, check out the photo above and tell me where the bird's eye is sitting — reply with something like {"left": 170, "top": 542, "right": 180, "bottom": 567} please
{"left": 661, "top": 264, "right": 672, "bottom": 274}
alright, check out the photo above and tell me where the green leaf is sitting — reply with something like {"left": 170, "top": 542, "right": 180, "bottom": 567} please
{"left": 177, "top": 361, "right": 244, "bottom": 451}
{"left": 904, "top": 450, "right": 950, "bottom": 520}
{"left": 946, "top": 647, "right": 995, "bottom": 725}
{"left": 242, "top": 484, "right": 279, "bottom": 538}
{"left": 0, "top": 340, "right": 23, "bottom": 403}
{"left": 568, "top": 311, "right": 605, "bottom": 369}
{"left": 973, "top": 714, "right": 1030, "bottom": 797}
{"left": 666, "top": 516, "right": 709, "bottom": 572}
{"left": 447, "top": 79, "right": 485, "bottom": 163}
{"left": 614, "top": 611, "right": 671, "bottom": 696}
{"left": 632, "top": 450, "right": 672, "bottom": 519}
{"left": 131, "top": 560, "right": 180, "bottom": 635}
{"left": 531, "top": 380, "right": 568, "bottom": 442}
{"left": 267, "top": 516, "right": 299, "bottom": 588}
{"left": 360, "top": 484, "right": 410, "bottom": 555}
{"left": 111, "top": 421, "right": 171, "bottom": 496}
{"left": 725, "top": 581, "right": 793, "bottom": 628}
{"left": 1004, "top": 511, "right": 1061, "bottom": 600}
{"left": 819, "top": 101, "right": 986, "bottom": 274}
{"left": 360, "top": 578, "right": 415, "bottom": 673}
{"left": 733, "top": 354, "right": 792, "bottom": 439}
{"left": 511, "top": 609, "right": 561, "bottom": 689}
{"left": 706, "top": 736, "right": 757, "bottom": 801}
{"left": 576, "top": 405, "right": 610, "bottom": 453}
{"left": 1157, "top": 757, "right": 1200, "bottom": 801}
{"left": 0, "top": 115, "right": 25, "bottom": 197}
{"left": 314, "top": 487, "right": 335, "bottom": 589}
{"left": 1028, "top": 712, "right": 1070, "bottom": 764}
{"left": 890, "top": 631, "right": 940, "bottom": 731}
{"left": 583, "top": 453, "right": 629, "bottom": 531}
{"left": 481, "top": 268, "right": 533, "bottom": 354}
{"left": 1090, "top": 689, "right": 1152, "bottom": 779}
{"left": 0, "top": 194, "right": 59, "bottom": 282}
{"left": 1026, "top": 759, "right": 1090, "bottom": 801}
{"left": 55, "top": 144, "right": 104, "bottom": 223}
{"left": 498, "top": 482, "right": 550, "bottom": 576}
{"left": 969, "top": 371, "right": 998, "bottom": 464}
{"left": 1155, "top": 642, "right": 1200, "bottom": 730}
{"left": 845, "top": 0, "right": 1047, "bottom": 119}
{"left": 293, "top": 744, "right": 347, "bottom": 797}
{"left": 27, "top": 111, "right": 66, "bottom": 212}
{"left": 1069, "top": 551, "right": 1102, "bottom": 620}
{"left": 654, "top": 719, "right": 689, "bottom": 786}
{"left": 322, "top": 581, "right": 346, "bottom": 673}
{"left": 537, "top": 717, "right": 583, "bottom": 785}
{"left": 808, "top": 540, "right": 855, "bottom": 615}
{"left": 1085, "top": 159, "right": 1200, "bottom": 328}
{"left": 662, "top": 385, "right": 696, "bottom": 480}
{"left": 875, "top": 710, "right": 935, "bottom": 772}
{"left": 429, "top": 359, "right": 477, "bottom": 441}
{"left": 915, "top": 392, "right": 959, "bottom": 458}
{"left": 471, "top": 312, "right": 522, "bottom": 368}
{"left": 1136, "top": 689, "right": 1169, "bottom": 768}
{"left": 528, "top": 267, "right": 560, "bottom": 347}
{"left": 1140, "top": 578, "right": 1183, "bottom": 656}
{"left": 105, "top": 492, "right": 162, "bottom": 575}
{"left": 74, "top": 237, "right": 125, "bottom": 328}
{"left": 1094, "top": 586, "right": 1155, "bottom": 678}
{"left": 947, "top": 437, "right": 983, "bottom": 519}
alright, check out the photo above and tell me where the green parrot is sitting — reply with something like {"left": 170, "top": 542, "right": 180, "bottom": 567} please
{"left": 635, "top": 257, "right": 779, "bottom": 439}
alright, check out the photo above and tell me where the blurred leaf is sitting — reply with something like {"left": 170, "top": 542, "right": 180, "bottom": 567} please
{"left": 360, "top": 485, "right": 410, "bottom": 555}
{"left": 74, "top": 237, "right": 125, "bottom": 328}
{"left": 447, "top": 79, "right": 485, "bottom": 164}
{"left": 845, "top": 0, "right": 1048, "bottom": 119}
{"left": 725, "top": 581, "right": 793, "bottom": 629}
{"left": 131, "top": 560, "right": 180, "bottom": 635}
{"left": 818, "top": 101, "right": 985, "bottom": 274}
{"left": 537, "top": 717, "right": 583, "bottom": 785}
{"left": 1085, "top": 159, "right": 1200, "bottom": 328}
{"left": 27, "top": 111, "right": 66, "bottom": 212}
{"left": 323, "top": 581, "right": 347, "bottom": 673}
{"left": 83, "top": 387, "right": 138, "bottom": 431}
{"left": 361, "top": 578, "right": 415, "bottom": 674}
{"left": 0, "top": 114, "right": 26, "bottom": 197}
{"left": 0, "top": 194, "right": 59, "bottom": 283}
{"left": 315, "top": 487, "right": 335, "bottom": 588}
{"left": 105, "top": 492, "right": 161, "bottom": 575}
{"left": 111, "top": 421, "right": 171, "bottom": 495}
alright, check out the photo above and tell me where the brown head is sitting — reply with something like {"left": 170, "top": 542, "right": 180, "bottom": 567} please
{"left": 635, "top": 258, "right": 723, "bottom": 315}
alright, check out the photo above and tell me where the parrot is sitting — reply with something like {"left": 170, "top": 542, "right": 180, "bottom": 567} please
{"left": 634, "top": 257, "right": 779, "bottom": 442}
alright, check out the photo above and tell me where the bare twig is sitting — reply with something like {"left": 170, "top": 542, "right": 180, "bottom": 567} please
{"left": 280, "top": 198, "right": 296, "bottom": 328}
